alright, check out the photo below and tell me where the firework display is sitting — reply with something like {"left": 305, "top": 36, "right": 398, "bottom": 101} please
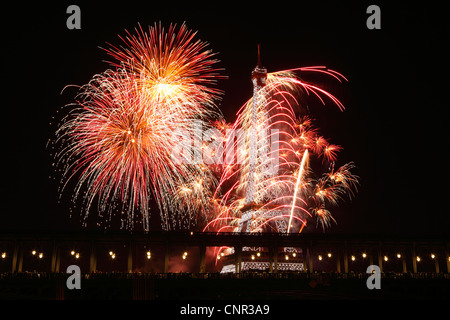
{"left": 52, "top": 23, "right": 357, "bottom": 236}
{"left": 207, "top": 64, "right": 358, "bottom": 235}
{"left": 53, "top": 23, "right": 223, "bottom": 231}
{"left": 204, "top": 51, "right": 358, "bottom": 272}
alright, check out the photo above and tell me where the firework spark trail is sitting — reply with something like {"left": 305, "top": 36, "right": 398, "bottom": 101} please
{"left": 287, "top": 149, "right": 309, "bottom": 233}
{"left": 53, "top": 23, "right": 224, "bottom": 231}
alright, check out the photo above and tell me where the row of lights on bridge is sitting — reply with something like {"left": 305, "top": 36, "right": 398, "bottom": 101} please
{"left": 317, "top": 252, "right": 441, "bottom": 262}
{"left": 108, "top": 250, "right": 189, "bottom": 260}
{"left": 0, "top": 250, "right": 448, "bottom": 262}
{"left": 0, "top": 250, "right": 188, "bottom": 261}
{"left": 215, "top": 251, "right": 445, "bottom": 262}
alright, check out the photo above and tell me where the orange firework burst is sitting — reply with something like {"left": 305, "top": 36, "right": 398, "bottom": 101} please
{"left": 53, "top": 24, "right": 224, "bottom": 231}
{"left": 104, "top": 22, "right": 223, "bottom": 109}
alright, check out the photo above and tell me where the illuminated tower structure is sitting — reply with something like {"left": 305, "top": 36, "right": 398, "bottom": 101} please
{"left": 220, "top": 46, "right": 303, "bottom": 273}
{"left": 238, "top": 44, "right": 273, "bottom": 233}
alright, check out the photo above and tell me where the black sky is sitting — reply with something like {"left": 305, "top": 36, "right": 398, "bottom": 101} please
{"left": 1, "top": 1, "right": 449, "bottom": 235}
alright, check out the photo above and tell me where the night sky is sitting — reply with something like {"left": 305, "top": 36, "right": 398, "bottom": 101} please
{"left": 2, "top": 1, "right": 448, "bottom": 235}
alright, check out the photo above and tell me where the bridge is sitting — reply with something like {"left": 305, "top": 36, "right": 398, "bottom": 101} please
{"left": 1, "top": 231, "right": 449, "bottom": 275}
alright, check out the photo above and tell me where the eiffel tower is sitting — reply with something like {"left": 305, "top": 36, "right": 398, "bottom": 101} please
{"left": 220, "top": 46, "right": 303, "bottom": 273}
{"left": 237, "top": 44, "right": 271, "bottom": 234}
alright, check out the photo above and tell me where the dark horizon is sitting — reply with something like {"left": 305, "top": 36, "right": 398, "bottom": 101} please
{"left": 2, "top": 1, "right": 449, "bottom": 236}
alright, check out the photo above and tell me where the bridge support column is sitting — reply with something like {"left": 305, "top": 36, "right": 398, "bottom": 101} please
{"left": 412, "top": 243, "right": 417, "bottom": 273}
{"left": 269, "top": 248, "right": 273, "bottom": 273}
{"left": 273, "top": 246, "right": 278, "bottom": 273}
{"left": 377, "top": 241, "right": 383, "bottom": 273}
{"left": 402, "top": 248, "right": 407, "bottom": 273}
{"left": 51, "top": 241, "right": 60, "bottom": 273}
{"left": 445, "top": 245, "right": 450, "bottom": 274}
{"left": 199, "top": 244, "right": 206, "bottom": 273}
{"left": 343, "top": 242, "right": 349, "bottom": 273}
{"left": 11, "top": 241, "right": 21, "bottom": 273}
{"left": 89, "top": 241, "right": 97, "bottom": 273}
{"left": 336, "top": 250, "right": 341, "bottom": 273}
{"left": 234, "top": 245, "right": 242, "bottom": 274}
{"left": 127, "top": 241, "right": 134, "bottom": 273}
{"left": 306, "top": 246, "right": 313, "bottom": 273}
{"left": 434, "top": 255, "right": 440, "bottom": 273}
{"left": 304, "top": 248, "right": 308, "bottom": 273}
{"left": 269, "top": 246, "right": 278, "bottom": 273}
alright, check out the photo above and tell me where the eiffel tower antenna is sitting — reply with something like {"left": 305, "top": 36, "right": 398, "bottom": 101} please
{"left": 257, "top": 44, "right": 261, "bottom": 67}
